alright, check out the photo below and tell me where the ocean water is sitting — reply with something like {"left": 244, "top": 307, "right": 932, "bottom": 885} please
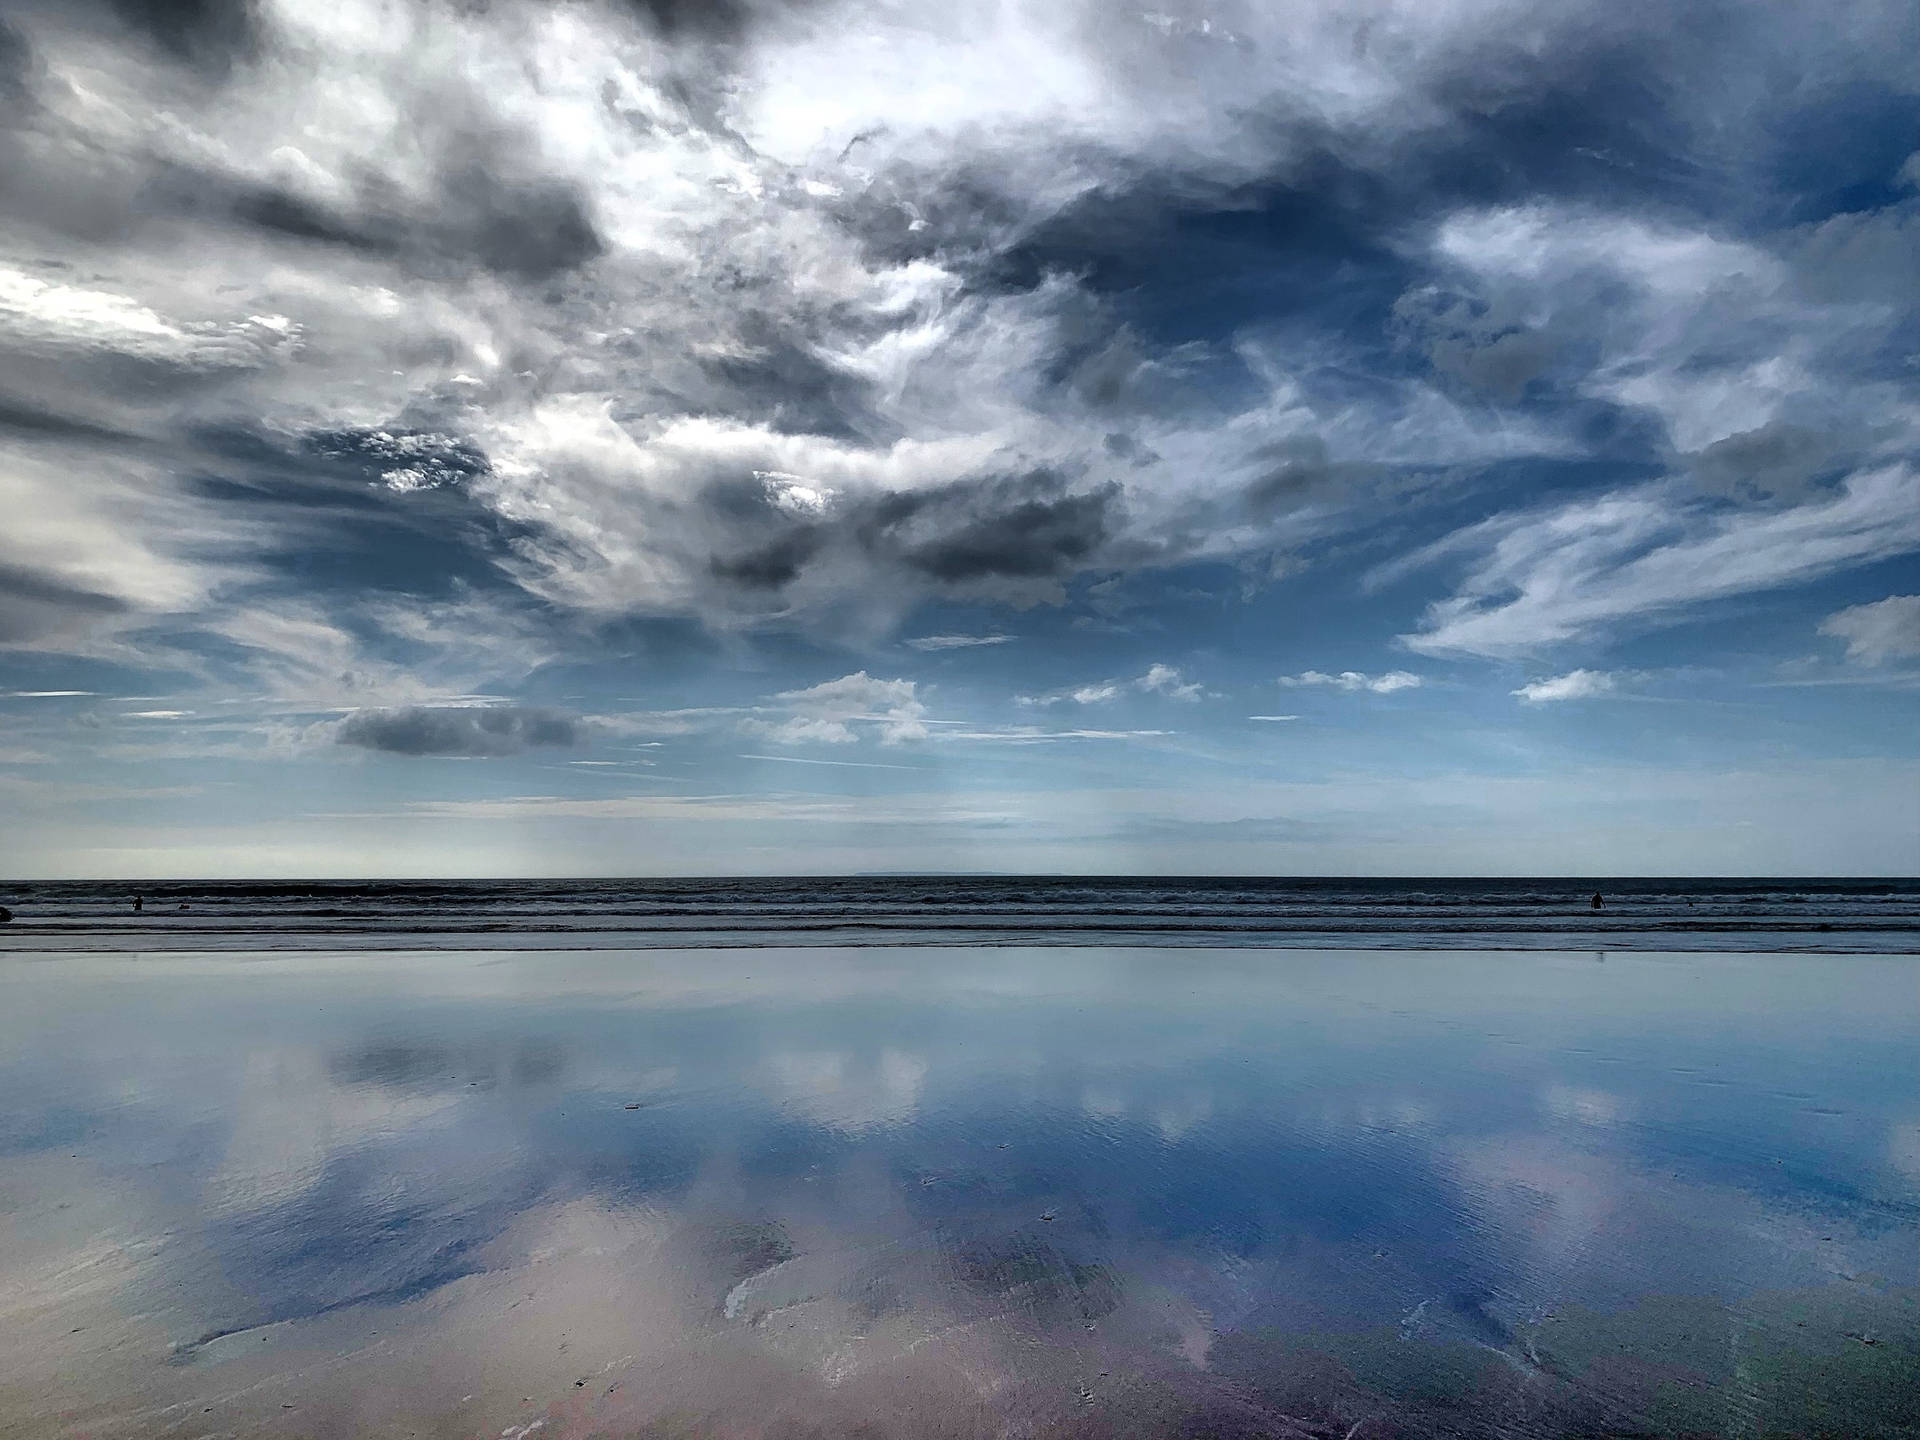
{"left": 2, "top": 875, "right": 1917, "bottom": 951}
{"left": 0, "top": 942, "right": 1914, "bottom": 1438}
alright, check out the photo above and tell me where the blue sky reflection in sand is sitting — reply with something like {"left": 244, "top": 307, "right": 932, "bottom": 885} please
{"left": 1, "top": 945, "right": 1915, "bottom": 1436}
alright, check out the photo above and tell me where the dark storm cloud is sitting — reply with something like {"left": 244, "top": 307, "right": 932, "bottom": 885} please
{"left": 691, "top": 473, "right": 1118, "bottom": 600}
{"left": 106, "top": 0, "right": 257, "bottom": 70}
{"left": 699, "top": 326, "right": 877, "bottom": 440}
{"left": 1239, "top": 437, "right": 1379, "bottom": 517}
{"left": 224, "top": 183, "right": 396, "bottom": 255}
{"left": 0, "top": 19, "right": 33, "bottom": 101}
{"left": 0, "top": 395, "right": 138, "bottom": 446}
{"left": 436, "top": 167, "right": 604, "bottom": 280}
{"left": 882, "top": 480, "right": 1119, "bottom": 585}
{"left": 336, "top": 706, "right": 584, "bottom": 757}
{"left": 165, "top": 162, "right": 603, "bottom": 282}
{"left": 620, "top": 0, "right": 813, "bottom": 45}
{"left": 709, "top": 527, "right": 823, "bottom": 589}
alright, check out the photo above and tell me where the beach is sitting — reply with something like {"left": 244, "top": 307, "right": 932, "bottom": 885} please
{"left": 6, "top": 0, "right": 1915, "bottom": 1429}
{"left": 1, "top": 917, "right": 1915, "bottom": 1438}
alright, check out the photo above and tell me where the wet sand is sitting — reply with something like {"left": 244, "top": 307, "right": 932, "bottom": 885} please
{"left": 1, "top": 946, "right": 1915, "bottom": 1438}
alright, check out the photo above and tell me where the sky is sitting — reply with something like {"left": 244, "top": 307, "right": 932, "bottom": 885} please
{"left": 0, "top": 0, "right": 1916, "bottom": 878}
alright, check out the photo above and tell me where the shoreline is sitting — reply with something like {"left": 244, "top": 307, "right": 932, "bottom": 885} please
{"left": 3, "top": 926, "right": 1916, "bottom": 954}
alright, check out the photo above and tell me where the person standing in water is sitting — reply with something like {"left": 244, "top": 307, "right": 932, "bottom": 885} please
{"left": 1591, "top": 891, "right": 1604, "bottom": 910}
{"left": 133, "top": 894, "right": 142, "bottom": 913}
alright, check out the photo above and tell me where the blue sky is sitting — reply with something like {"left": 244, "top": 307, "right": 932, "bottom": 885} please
{"left": 0, "top": 0, "right": 1916, "bottom": 876}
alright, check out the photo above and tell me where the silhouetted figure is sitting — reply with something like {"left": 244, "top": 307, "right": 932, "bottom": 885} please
{"left": 133, "top": 894, "right": 143, "bottom": 912}
{"left": 1591, "top": 891, "right": 1604, "bottom": 910}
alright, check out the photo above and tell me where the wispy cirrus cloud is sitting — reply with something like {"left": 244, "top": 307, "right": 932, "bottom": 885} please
{"left": 1401, "top": 467, "right": 1920, "bottom": 658}
{"left": 904, "top": 634, "right": 1013, "bottom": 651}
{"left": 1022, "top": 663, "right": 1204, "bottom": 706}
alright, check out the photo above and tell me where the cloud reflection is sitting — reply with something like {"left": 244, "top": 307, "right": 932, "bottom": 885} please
{"left": 0, "top": 946, "right": 1913, "bottom": 1436}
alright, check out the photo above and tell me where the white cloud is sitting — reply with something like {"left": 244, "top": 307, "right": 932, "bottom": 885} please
{"left": 0, "top": 0, "right": 1910, "bottom": 753}
{"left": 1248, "top": 714, "right": 1299, "bottom": 721}
{"left": 0, "top": 265, "right": 300, "bottom": 372}
{"left": 744, "top": 671, "right": 929, "bottom": 745}
{"left": 0, "top": 0, "right": 1654, "bottom": 660}
{"left": 1541, "top": 1084, "right": 1630, "bottom": 1128}
{"left": 0, "top": 445, "right": 252, "bottom": 654}
{"left": 208, "top": 595, "right": 554, "bottom": 712}
{"left": 1513, "top": 669, "right": 1616, "bottom": 703}
{"left": 1138, "top": 663, "right": 1204, "bottom": 702}
{"left": 1279, "top": 669, "right": 1422, "bottom": 694}
{"left": 1026, "top": 663, "right": 1205, "bottom": 706}
{"left": 1421, "top": 204, "right": 1906, "bottom": 462}
{"left": 1820, "top": 594, "right": 1920, "bottom": 663}
{"left": 761, "top": 1048, "right": 927, "bottom": 1133}
{"left": 1403, "top": 466, "right": 1920, "bottom": 657}
{"left": 904, "top": 634, "right": 1013, "bottom": 650}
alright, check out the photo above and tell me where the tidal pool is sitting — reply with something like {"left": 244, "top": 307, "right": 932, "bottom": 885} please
{"left": 1, "top": 946, "right": 1914, "bottom": 1438}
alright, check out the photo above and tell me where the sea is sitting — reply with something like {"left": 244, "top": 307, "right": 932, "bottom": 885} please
{"left": 2, "top": 874, "right": 1917, "bottom": 951}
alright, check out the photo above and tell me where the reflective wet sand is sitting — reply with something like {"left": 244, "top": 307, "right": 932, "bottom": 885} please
{"left": 1, "top": 946, "right": 1915, "bottom": 1437}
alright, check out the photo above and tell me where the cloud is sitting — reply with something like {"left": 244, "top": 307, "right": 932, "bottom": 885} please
{"left": 1025, "top": 663, "right": 1204, "bottom": 706}
{"left": 0, "top": 265, "right": 299, "bottom": 372}
{"left": 0, "top": 0, "right": 1910, "bottom": 727}
{"left": 1690, "top": 421, "right": 1851, "bottom": 504}
{"left": 1513, "top": 669, "right": 1615, "bottom": 703}
{"left": 904, "top": 633, "right": 1012, "bottom": 650}
{"left": 1137, "top": 663, "right": 1203, "bottom": 702}
{"left": 1820, "top": 594, "right": 1920, "bottom": 663}
{"left": 1401, "top": 467, "right": 1920, "bottom": 657}
{"left": 743, "top": 671, "right": 928, "bottom": 745}
{"left": 1247, "top": 714, "right": 1298, "bottom": 721}
{"left": 9, "top": 0, "right": 1821, "bottom": 660}
{"left": 1279, "top": 670, "right": 1422, "bottom": 694}
{"left": 310, "top": 428, "right": 490, "bottom": 494}
{"left": 336, "top": 705, "right": 584, "bottom": 757}
{"left": 202, "top": 594, "right": 556, "bottom": 712}
{"left": 1418, "top": 201, "right": 1916, "bottom": 469}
